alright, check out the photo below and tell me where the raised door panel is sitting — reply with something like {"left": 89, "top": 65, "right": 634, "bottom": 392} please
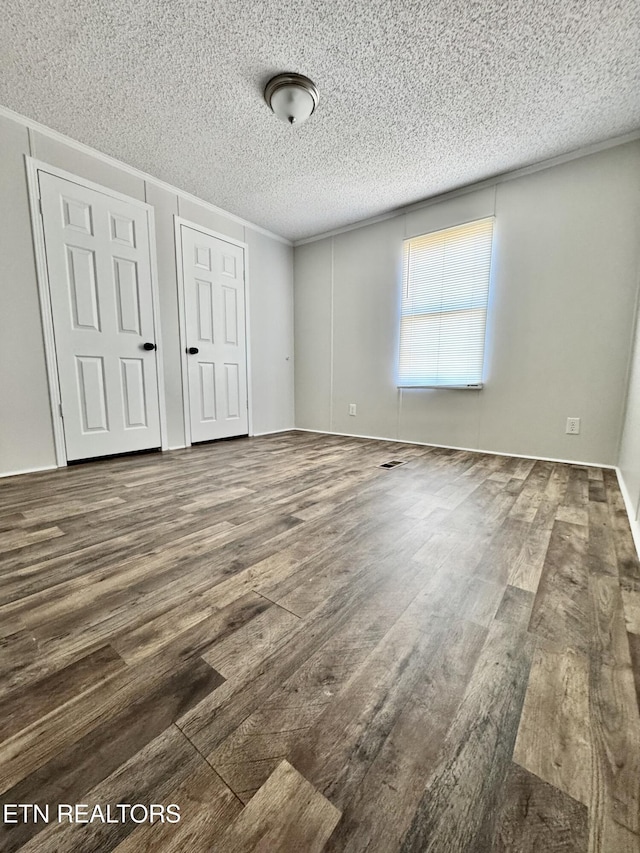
{"left": 224, "top": 362, "right": 240, "bottom": 419}
{"left": 223, "top": 286, "right": 238, "bottom": 345}
{"left": 113, "top": 258, "right": 141, "bottom": 335}
{"left": 199, "top": 362, "right": 217, "bottom": 422}
{"left": 66, "top": 246, "right": 101, "bottom": 332}
{"left": 196, "top": 280, "right": 215, "bottom": 343}
{"left": 75, "top": 356, "right": 108, "bottom": 432}
{"left": 195, "top": 244, "right": 212, "bottom": 271}
{"left": 62, "top": 196, "right": 93, "bottom": 235}
{"left": 120, "top": 358, "right": 148, "bottom": 429}
{"left": 110, "top": 213, "right": 136, "bottom": 247}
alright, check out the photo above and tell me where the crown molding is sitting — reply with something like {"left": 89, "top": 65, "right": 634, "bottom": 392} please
{"left": 0, "top": 103, "right": 292, "bottom": 246}
{"left": 294, "top": 128, "right": 640, "bottom": 246}
{"left": 3, "top": 102, "right": 637, "bottom": 250}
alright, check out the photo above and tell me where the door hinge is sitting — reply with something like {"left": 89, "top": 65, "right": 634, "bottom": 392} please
{"left": 58, "top": 403, "right": 64, "bottom": 419}
{"left": 38, "top": 198, "right": 43, "bottom": 216}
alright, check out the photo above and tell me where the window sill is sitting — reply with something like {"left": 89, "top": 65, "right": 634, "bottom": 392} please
{"left": 397, "top": 383, "right": 484, "bottom": 390}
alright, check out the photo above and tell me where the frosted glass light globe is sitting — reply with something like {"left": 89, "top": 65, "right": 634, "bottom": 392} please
{"left": 265, "top": 74, "right": 319, "bottom": 127}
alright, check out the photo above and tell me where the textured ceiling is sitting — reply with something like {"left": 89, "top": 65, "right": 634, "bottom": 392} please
{"left": 1, "top": 1, "right": 639, "bottom": 241}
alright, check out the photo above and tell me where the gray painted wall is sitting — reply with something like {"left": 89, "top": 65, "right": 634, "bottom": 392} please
{"left": 0, "top": 116, "right": 56, "bottom": 475}
{"left": 246, "top": 229, "right": 295, "bottom": 434}
{"left": 294, "top": 142, "right": 640, "bottom": 467}
{"left": 0, "top": 112, "right": 294, "bottom": 476}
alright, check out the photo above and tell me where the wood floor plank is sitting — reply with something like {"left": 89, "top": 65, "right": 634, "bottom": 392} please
{"left": 587, "top": 573, "right": 640, "bottom": 840}
{"left": 508, "top": 465, "right": 570, "bottom": 593}
{"left": 557, "top": 505, "right": 589, "bottom": 525}
{"left": 629, "top": 631, "right": 640, "bottom": 712}
{"left": 622, "top": 587, "right": 640, "bottom": 635}
{"left": 592, "top": 824, "right": 640, "bottom": 853}
{"left": 603, "top": 468, "right": 640, "bottom": 583}
{"left": 272, "top": 513, "right": 433, "bottom": 618}
{"left": 562, "top": 465, "right": 589, "bottom": 510}
{"left": 111, "top": 591, "right": 269, "bottom": 665}
{"left": 20, "top": 496, "right": 126, "bottom": 523}
{"left": 0, "top": 653, "right": 224, "bottom": 797}
{"left": 178, "top": 540, "right": 429, "bottom": 760}
{"left": 202, "top": 602, "right": 301, "bottom": 680}
{"left": 0, "top": 525, "right": 64, "bottom": 554}
{"left": 0, "top": 661, "right": 224, "bottom": 852}
{"left": 0, "top": 629, "right": 38, "bottom": 680}
{"left": 323, "top": 618, "right": 487, "bottom": 853}
{"left": 3, "top": 578, "right": 275, "bottom": 696}
{"left": 0, "top": 519, "right": 243, "bottom": 635}
{"left": 0, "top": 512, "right": 236, "bottom": 605}
{"left": 495, "top": 585, "right": 535, "bottom": 627}
{"left": 192, "top": 488, "right": 420, "bottom": 612}
{"left": 504, "top": 460, "right": 551, "bottom": 522}
{"left": 212, "top": 759, "right": 340, "bottom": 853}
{"left": 285, "top": 615, "right": 453, "bottom": 809}
{"left": 398, "top": 619, "right": 535, "bottom": 853}
{"left": 473, "top": 517, "right": 530, "bottom": 586}
{"left": 110, "top": 598, "right": 218, "bottom": 664}
{"left": 463, "top": 576, "right": 505, "bottom": 626}
{"left": 113, "top": 760, "right": 242, "bottom": 853}
{"left": 209, "top": 702, "right": 326, "bottom": 800}
{"left": 14, "top": 726, "right": 202, "bottom": 853}
{"left": 528, "top": 520, "right": 591, "bottom": 653}
{"left": 507, "top": 524, "right": 555, "bottom": 593}
{"left": 515, "top": 574, "right": 640, "bottom": 850}
{"left": 0, "top": 644, "right": 125, "bottom": 743}
{"left": 513, "top": 640, "right": 592, "bottom": 807}
{"left": 490, "top": 762, "right": 589, "bottom": 852}
{"left": 586, "top": 500, "right": 618, "bottom": 577}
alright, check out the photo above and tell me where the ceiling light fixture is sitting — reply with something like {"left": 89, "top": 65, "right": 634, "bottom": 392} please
{"left": 264, "top": 73, "right": 319, "bottom": 126}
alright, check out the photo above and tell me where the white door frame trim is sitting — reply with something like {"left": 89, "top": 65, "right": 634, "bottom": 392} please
{"left": 25, "top": 156, "right": 169, "bottom": 466}
{"left": 173, "top": 216, "right": 253, "bottom": 445}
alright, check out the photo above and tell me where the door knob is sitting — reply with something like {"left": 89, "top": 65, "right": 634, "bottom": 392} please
{"left": 187, "top": 347, "right": 199, "bottom": 355}
{"left": 143, "top": 342, "right": 157, "bottom": 351}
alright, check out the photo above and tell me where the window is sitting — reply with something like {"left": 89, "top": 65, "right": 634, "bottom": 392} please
{"left": 397, "top": 217, "right": 494, "bottom": 388}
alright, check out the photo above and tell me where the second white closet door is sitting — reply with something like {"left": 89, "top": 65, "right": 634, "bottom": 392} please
{"left": 180, "top": 225, "right": 248, "bottom": 442}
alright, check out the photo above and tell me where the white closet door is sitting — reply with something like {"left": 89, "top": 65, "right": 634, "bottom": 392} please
{"left": 40, "top": 172, "right": 161, "bottom": 461}
{"left": 180, "top": 225, "right": 248, "bottom": 442}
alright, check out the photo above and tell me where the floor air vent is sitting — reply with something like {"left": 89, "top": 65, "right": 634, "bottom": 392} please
{"left": 379, "top": 460, "right": 407, "bottom": 469}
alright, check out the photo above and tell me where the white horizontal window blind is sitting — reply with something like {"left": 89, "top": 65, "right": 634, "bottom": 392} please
{"left": 398, "top": 217, "right": 494, "bottom": 388}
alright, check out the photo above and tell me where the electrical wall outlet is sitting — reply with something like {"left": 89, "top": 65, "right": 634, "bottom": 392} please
{"left": 349, "top": 403, "right": 357, "bottom": 416}
{"left": 566, "top": 417, "right": 580, "bottom": 435}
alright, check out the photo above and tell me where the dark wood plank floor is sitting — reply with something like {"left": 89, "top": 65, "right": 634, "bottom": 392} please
{"left": 1, "top": 431, "right": 639, "bottom": 852}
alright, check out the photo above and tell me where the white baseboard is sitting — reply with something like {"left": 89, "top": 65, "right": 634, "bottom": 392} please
{"left": 251, "top": 428, "right": 296, "bottom": 437}
{"left": 168, "top": 432, "right": 295, "bottom": 447}
{"left": 294, "top": 428, "right": 615, "bottom": 470}
{"left": 296, "top": 427, "right": 640, "bottom": 558}
{"left": 0, "top": 464, "right": 57, "bottom": 479}
{"left": 616, "top": 468, "right": 640, "bottom": 559}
